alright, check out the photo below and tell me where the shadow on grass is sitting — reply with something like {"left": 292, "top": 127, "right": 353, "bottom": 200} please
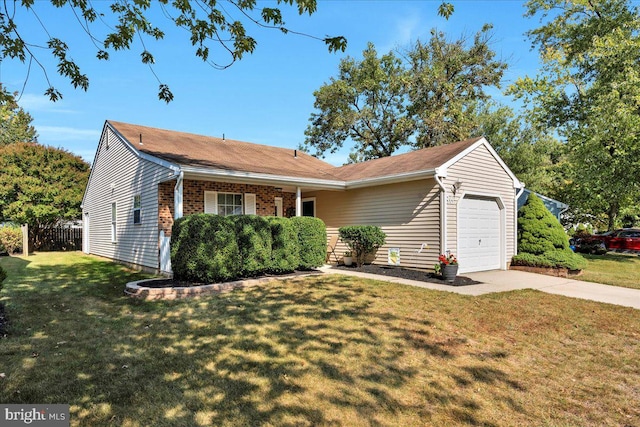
{"left": 0, "top": 253, "right": 528, "bottom": 426}
{"left": 583, "top": 253, "right": 640, "bottom": 263}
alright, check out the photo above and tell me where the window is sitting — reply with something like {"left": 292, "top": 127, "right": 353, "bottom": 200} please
{"left": 302, "top": 198, "right": 316, "bottom": 217}
{"left": 133, "top": 195, "right": 141, "bottom": 224}
{"left": 111, "top": 202, "right": 117, "bottom": 243}
{"left": 217, "top": 193, "right": 243, "bottom": 216}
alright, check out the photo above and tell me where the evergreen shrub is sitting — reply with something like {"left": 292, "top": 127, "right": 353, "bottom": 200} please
{"left": 267, "top": 216, "right": 300, "bottom": 274}
{"left": 231, "top": 215, "right": 272, "bottom": 277}
{"left": 290, "top": 216, "right": 327, "bottom": 270}
{"left": 170, "top": 214, "right": 241, "bottom": 283}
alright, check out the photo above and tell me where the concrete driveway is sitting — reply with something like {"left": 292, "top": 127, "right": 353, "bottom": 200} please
{"left": 320, "top": 266, "right": 640, "bottom": 310}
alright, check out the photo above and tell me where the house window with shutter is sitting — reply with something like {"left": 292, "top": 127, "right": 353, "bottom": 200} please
{"left": 204, "top": 191, "right": 256, "bottom": 216}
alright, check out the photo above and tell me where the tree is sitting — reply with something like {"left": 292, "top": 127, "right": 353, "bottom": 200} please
{"left": 0, "top": 143, "right": 90, "bottom": 249}
{"left": 406, "top": 25, "right": 507, "bottom": 148}
{"left": 0, "top": 0, "right": 349, "bottom": 103}
{"left": 302, "top": 25, "right": 507, "bottom": 162}
{"left": 0, "top": 85, "right": 38, "bottom": 145}
{"left": 474, "top": 102, "right": 567, "bottom": 198}
{"left": 302, "top": 43, "right": 413, "bottom": 163}
{"left": 510, "top": 0, "right": 640, "bottom": 230}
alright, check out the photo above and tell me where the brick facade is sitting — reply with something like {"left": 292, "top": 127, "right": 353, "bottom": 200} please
{"left": 158, "top": 179, "right": 297, "bottom": 236}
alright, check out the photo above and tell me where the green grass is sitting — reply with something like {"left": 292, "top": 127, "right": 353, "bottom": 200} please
{"left": 1, "top": 252, "right": 639, "bottom": 426}
{"left": 580, "top": 252, "right": 640, "bottom": 289}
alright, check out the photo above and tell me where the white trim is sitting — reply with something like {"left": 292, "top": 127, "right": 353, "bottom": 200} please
{"left": 302, "top": 197, "right": 317, "bottom": 217}
{"left": 204, "top": 191, "right": 218, "bottom": 214}
{"left": 244, "top": 193, "right": 256, "bottom": 215}
{"left": 514, "top": 185, "right": 526, "bottom": 255}
{"left": 83, "top": 212, "right": 90, "bottom": 254}
{"left": 456, "top": 193, "right": 507, "bottom": 273}
{"left": 296, "top": 187, "right": 302, "bottom": 217}
{"left": 174, "top": 171, "right": 184, "bottom": 219}
{"left": 110, "top": 202, "right": 117, "bottom": 243}
{"left": 434, "top": 175, "right": 447, "bottom": 254}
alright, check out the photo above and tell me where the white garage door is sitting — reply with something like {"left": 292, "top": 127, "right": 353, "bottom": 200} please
{"left": 458, "top": 197, "right": 502, "bottom": 273}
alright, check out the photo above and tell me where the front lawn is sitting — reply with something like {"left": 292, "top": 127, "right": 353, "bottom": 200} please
{"left": 1, "top": 252, "right": 639, "bottom": 426}
{"left": 580, "top": 252, "right": 640, "bottom": 290}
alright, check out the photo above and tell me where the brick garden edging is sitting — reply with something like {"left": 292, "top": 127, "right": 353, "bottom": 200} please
{"left": 510, "top": 265, "right": 583, "bottom": 278}
{"left": 125, "top": 271, "right": 322, "bottom": 300}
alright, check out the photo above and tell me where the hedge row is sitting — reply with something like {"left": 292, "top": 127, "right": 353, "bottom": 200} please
{"left": 170, "top": 214, "right": 326, "bottom": 283}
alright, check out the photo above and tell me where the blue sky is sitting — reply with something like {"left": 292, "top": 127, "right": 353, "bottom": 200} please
{"left": 2, "top": 1, "right": 541, "bottom": 166}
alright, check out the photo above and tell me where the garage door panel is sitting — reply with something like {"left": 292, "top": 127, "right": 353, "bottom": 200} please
{"left": 458, "top": 197, "right": 502, "bottom": 272}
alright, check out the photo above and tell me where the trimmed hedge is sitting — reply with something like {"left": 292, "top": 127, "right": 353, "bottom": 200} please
{"left": 515, "top": 194, "right": 586, "bottom": 270}
{"left": 171, "top": 214, "right": 241, "bottom": 283}
{"left": 267, "top": 216, "right": 300, "bottom": 274}
{"left": 231, "top": 215, "right": 272, "bottom": 277}
{"left": 338, "top": 225, "right": 386, "bottom": 267}
{"left": 290, "top": 216, "right": 327, "bottom": 270}
{"left": 170, "top": 214, "right": 327, "bottom": 283}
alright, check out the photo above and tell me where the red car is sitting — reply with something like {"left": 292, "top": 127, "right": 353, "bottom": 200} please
{"left": 602, "top": 228, "right": 640, "bottom": 252}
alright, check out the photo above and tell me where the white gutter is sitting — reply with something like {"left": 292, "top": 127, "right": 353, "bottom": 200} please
{"left": 434, "top": 175, "right": 447, "bottom": 254}
{"left": 514, "top": 183, "right": 526, "bottom": 255}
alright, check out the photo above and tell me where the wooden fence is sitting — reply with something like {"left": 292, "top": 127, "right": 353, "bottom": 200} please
{"left": 37, "top": 226, "right": 83, "bottom": 252}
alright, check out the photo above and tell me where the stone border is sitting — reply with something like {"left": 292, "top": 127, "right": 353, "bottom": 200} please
{"left": 510, "top": 265, "right": 583, "bottom": 278}
{"left": 125, "top": 271, "right": 323, "bottom": 300}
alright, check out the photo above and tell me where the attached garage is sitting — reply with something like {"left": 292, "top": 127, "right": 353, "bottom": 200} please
{"left": 457, "top": 196, "right": 504, "bottom": 273}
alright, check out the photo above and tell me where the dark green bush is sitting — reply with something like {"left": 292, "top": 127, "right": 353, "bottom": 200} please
{"left": 518, "top": 194, "right": 570, "bottom": 255}
{"left": 267, "top": 216, "right": 300, "bottom": 274}
{"left": 231, "top": 215, "right": 272, "bottom": 277}
{"left": 512, "top": 250, "right": 587, "bottom": 270}
{"left": 0, "top": 226, "right": 23, "bottom": 255}
{"left": 338, "top": 225, "right": 387, "bottom": 267}
{"left": 171, "top": 214, "right": 241, "bottom": 283}
{"left": 290, "top": 216, "right": 327, "bottom": 270}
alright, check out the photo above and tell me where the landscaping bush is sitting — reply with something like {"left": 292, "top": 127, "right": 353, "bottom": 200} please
{"left": 515, "top": 194, "right": 587, "bottom": 271}
{"left": 231, "top": 215, "right": 272, "bottom": 277}
{"left": 267, "top": 216, "right": 300, "bottom": 274}
{"left": 171, "top": 214, "right": 241, "bottom": 283}
{"left": 290, "top": 216, "right": 327, "bottom": 270}
{"left": 0, "top": 225, "right": 23, "bottom": 255}
{"left": 338, "top": 225, "right": 387, "bottom": 267}
{"left": 518, "top": 194, "right": 570, "bottom": 254}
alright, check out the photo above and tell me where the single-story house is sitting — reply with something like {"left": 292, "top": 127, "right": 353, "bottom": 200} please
{"left": 82, "top": 121, "right": 523, "bottom": 275}
{"left": 517, "top": 188, "right": 568, "bottom": 221}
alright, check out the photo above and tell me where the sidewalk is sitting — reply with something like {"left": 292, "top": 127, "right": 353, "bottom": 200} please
{"left": 320, "top": 265, "right": 640, "bottom": 310}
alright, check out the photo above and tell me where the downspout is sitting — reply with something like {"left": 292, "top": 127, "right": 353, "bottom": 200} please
{"left": 514, "top": 183, "right": 526, "bottom": 255}
{"left": 434, "top": 175, "right": 447, "bottom": 254}
{"left": 174, "top": 171, "right": 184, "bottom": 220}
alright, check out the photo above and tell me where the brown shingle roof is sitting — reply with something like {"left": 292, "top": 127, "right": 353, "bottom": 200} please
{"left": 108, "top": 120, "right": 338, "bottom": 180}
{"left": 331, "top": 137, "right": 483, "bottom": 181}
{"left": 107, "top": 121, "right": 483, "bottom": 183}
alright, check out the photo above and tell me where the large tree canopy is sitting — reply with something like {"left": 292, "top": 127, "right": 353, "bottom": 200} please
{"left": 0, "top": 85, "right": 38, "bottom": 145}
{"left": 511, "top": 0, "right": 640, "bottom": 230}
{"left": 301, "top": 25, "right": 507, "bottom": 163}
{"left": 0, "top": 0, "right": 348, "bottom": 102}
{"left": 0, "top": 143, "right": 90, "bottom": 248}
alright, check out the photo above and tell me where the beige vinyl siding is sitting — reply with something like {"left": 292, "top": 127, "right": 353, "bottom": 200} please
{"left": 83, "top": 126, "right": 175, "bottom": 269}
{"left": 444, "top": 144, "right": 516, "bottom": 262}
{"left": 306, "top": 179, "right": 441, "bottom": 269}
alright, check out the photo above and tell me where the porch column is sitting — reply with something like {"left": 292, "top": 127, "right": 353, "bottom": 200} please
{"left": 295, "top": 186, "right": 302, "bottom": 217}
{"left": 174, "top": 172, "right": 184, "bottom": 219}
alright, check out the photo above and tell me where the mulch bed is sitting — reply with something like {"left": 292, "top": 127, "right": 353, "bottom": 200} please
{"left": 137, "top": 270, "right": 322, "bottom": 288}
{"left": 0, "top": 302, "right": 8, "bottom": 338}
{"left": 335, "top": 264, "right": 481, "bottom": 286}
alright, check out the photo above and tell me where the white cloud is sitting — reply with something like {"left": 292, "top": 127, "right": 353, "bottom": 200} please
{"left": 17, "top": 93, "right": 78, "bottom": 114}
{"left": 36, "top": 126, "right": 100, "bottom": 142}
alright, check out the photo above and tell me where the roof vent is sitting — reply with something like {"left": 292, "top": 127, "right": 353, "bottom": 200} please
{"left": 139, "top": 134, "right": 143, "bottom": 145}
{"left": 222, "top": 133, "right": 225, "bottom": 141}
{"left": 294, "top": 149, "right": 297, "bottom": 158}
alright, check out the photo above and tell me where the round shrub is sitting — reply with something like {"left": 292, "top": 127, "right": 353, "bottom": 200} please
{"left": 170, "top": 214, "right": 241, "bottom": 283}
{"left": 338, "top": 225, "right": 387, "bottom": 267}
{"left": 290, "top": 216, "right": 327, "bottom": 270}
{"left": 266, "top": 216, "right": 300, "bottom": 274}
{"left": 231, "top": 215, "right": 272, "bottom": 277}
{"left": 518, "top": 193, "right": 569, "bottom": 255}
{"left": 0, "top": 226, "right": 23, "bottom": 255}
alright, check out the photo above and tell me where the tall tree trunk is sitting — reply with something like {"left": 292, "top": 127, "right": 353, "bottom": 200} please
{"left": 607, "top": 202, "right": 619, "bottom": 231}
